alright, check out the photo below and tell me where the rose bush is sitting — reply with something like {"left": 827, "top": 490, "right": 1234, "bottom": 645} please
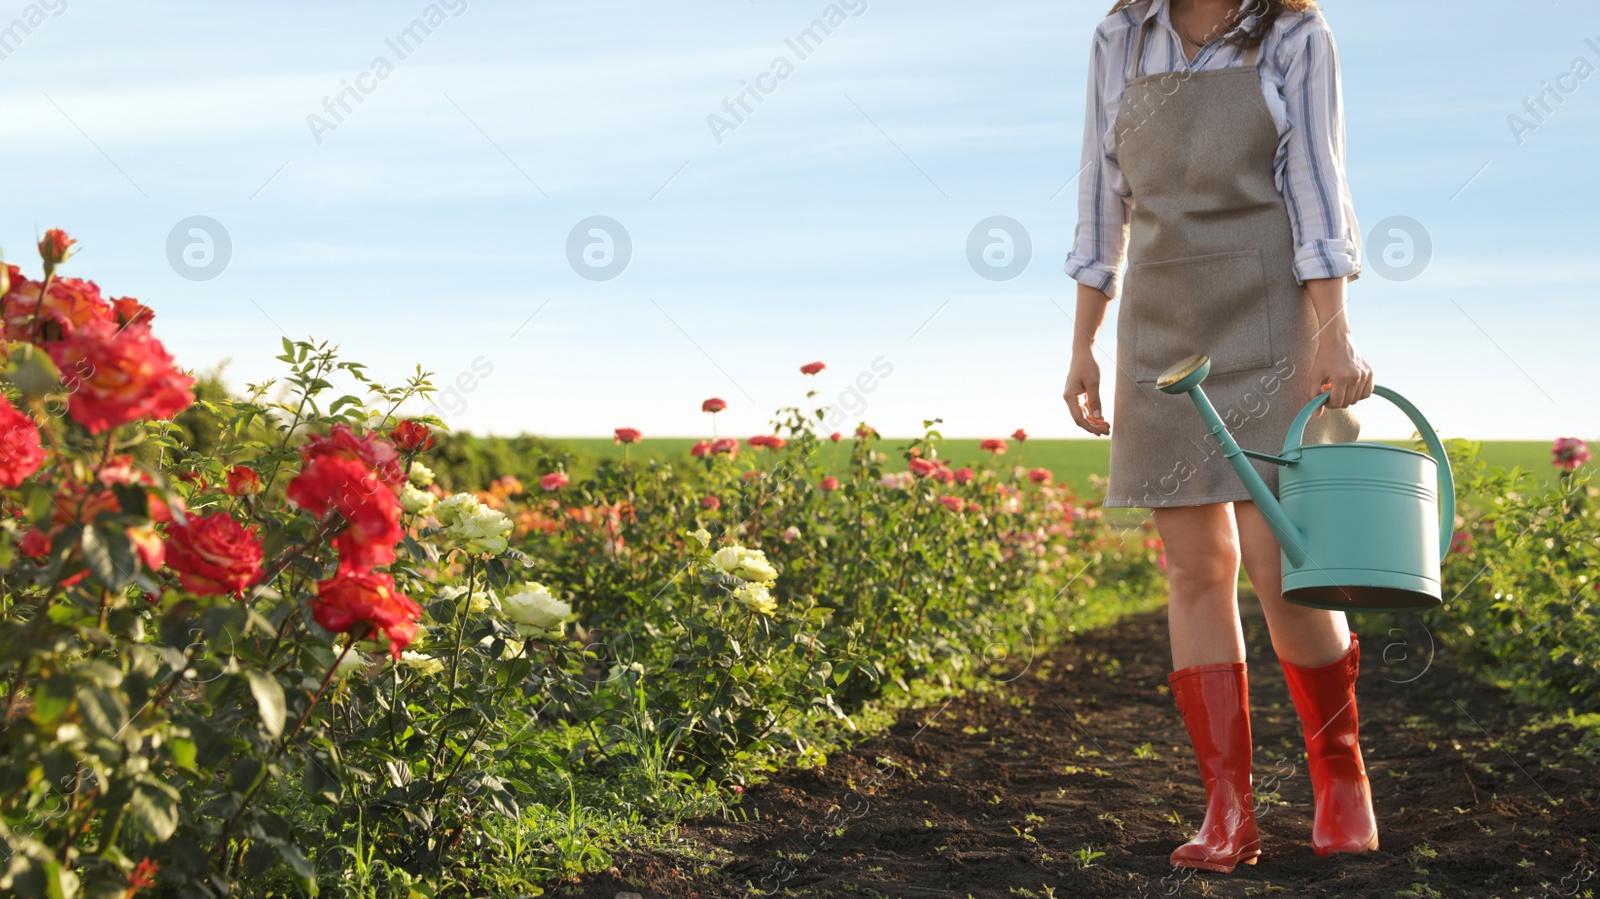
{"left": 1430, "top": 438, "right": 1599, "bottom": 716}
{"left": 0, "top": 230, "right": 1170, "bottom": 897}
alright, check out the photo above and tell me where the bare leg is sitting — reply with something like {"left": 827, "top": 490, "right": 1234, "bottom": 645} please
{"left": 1153, "top": 503, "right": 1245, "bottom": 670}
{"left": 1234, "top": 500, "right": 1349, "bottom": 667}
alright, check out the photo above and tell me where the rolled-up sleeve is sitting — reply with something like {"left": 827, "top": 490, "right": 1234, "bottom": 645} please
{"left": 1064, "top": 27, "right": 1132, "bottom": 299}
{"left": 1278, "top": 15, "right": 1362, "bottom": 283}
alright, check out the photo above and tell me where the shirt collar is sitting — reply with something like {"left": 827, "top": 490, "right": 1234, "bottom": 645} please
{"left": 1142, "top": 0, "right": 1258, "bottom": 40}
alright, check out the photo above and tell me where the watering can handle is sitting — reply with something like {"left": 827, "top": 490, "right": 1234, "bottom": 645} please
{"left": 1283, "top": 386, "right": 1456, "bottom": 562}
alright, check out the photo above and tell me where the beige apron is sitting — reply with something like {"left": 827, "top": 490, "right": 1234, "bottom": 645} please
{"left": 1103, "top": 16, "right": 1359, "bottom": 509}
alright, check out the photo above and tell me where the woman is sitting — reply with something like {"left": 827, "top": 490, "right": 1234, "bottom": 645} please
{"left": 1061, "top": 0, "right": 1377, "bottom": 874}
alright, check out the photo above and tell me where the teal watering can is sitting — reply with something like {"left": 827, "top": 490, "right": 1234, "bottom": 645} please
{"left": 1156, "top": 354, "right": 1455, "bottom": 613}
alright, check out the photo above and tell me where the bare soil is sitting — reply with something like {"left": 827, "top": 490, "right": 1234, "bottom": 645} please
{"left": 561, "top": 605, "right": 1599, "bottom": 898}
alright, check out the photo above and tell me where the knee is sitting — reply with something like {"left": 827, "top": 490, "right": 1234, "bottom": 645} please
{"left": 1165, "top": 544, "right": 1240, "bottom": 598}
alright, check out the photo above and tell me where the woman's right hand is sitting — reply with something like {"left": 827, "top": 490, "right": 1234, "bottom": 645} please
{"left": 1063, "top": 353, "right": 1110, "bottom": 436}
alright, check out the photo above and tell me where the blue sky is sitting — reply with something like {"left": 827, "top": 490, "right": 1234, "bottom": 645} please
{"left": 1, "top": 0, "right": 1596, "bottom": 441}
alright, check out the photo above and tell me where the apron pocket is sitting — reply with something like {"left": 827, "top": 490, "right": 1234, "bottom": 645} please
{"left": 1127, "top": 248, "right": 1274, "bottom": 382}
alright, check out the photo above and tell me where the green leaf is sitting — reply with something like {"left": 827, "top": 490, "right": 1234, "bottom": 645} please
{"left": 170, "top": 738, "right": 198, "bottom": 771}
{"left": 76, "top": 686, "right": 128, "bottom": 739}
{"left": 273, "top": 839, "right": 316, "bottom": 882}
{"left": 29, "top": 675, "right": 75, "bottom": 725}
{"left": 232, "top": 756, "right": 266, "bottom": 795}
{"left": 81, "top": 524, "right": 136, "bottom": 593}
{"left": 130, "top": 782, "right": 181, "bottom": 841}
{"left": 246, "top": 670, "right": 287, "bottom": 739}
{"left": 303, "top": 752, "right": 341, "bottom": 804}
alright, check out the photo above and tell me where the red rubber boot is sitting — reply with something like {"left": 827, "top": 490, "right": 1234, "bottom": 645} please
{"left": 1168, "top": 662, "right": 1260, "bottom": 872}
{"left": 1280, "top": 633, "right": 1379, "bottom": 856}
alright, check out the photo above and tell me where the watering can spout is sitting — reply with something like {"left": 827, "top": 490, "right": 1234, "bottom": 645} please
{"left": 1156, "top": 355, "right": 1310, "bottom": 567}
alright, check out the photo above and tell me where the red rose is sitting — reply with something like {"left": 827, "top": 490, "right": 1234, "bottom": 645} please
{"left": 109, "top": 296, "right": 155, "bottom": 329}
{"left": 855, "top": 423, "right": 877, "bottom": 439}
{"left": 979, "top": 438, "right": 1007, "bottom": 455}
{"left": 829, "top": 431, "right": 842, "bottom": 443}
{"left": 1028, "top": 468, "right": 1052, "bottom": 484}
{"left": 909, "top": 457, "right": 938, "bottom": 477}
{"left": 750, "top": 435, "right": 786, "bottom": 450}
{"left": 1012, "top": 429, "right": 1029, "bottom": 442}
{"left": 38, "top": 229, "right": 76, "bottom": 270}
{"left": 52, "top": 481, "right": 123, "bottom": 528}
{"left": 2, "top": 275, "right": 111, "bottom": 342}
{"left": 287, "top": 455, "right": 403, "bottom": 569}
{"left": 702, "top": 398, "right": 727, "bottom": 413}
{"left": 312, "top": 568, "right": 422, "bottom": 658}
{"left": 819, "top": 476, "right": 839, "bottom": 492}
{"left": 225, "top": 466, "right": 264, "bottom": 496}
{"left": 1553, "top": 437, "right": 1591, "bottom": 472}
{"left": 98, "top": 456, "right": 151, "bottom": 486}
{"left": 540, "top": 471, "right": 569, "bottom": 491}
{"left": 939, "top": 495, "right": 965, "bottom": 513}
{"left": 17, "top": 528, "right": 50, "bottom": 558}
{"left": 800, "top": 361, "right": 825, "bottom": 375}
{"left": 614, "top": 428, "right": 642, "bottom": 444}
{"left": 164, "top": 512, "right": 264, "bottom": 597}
{"left": 701, "top": 495, "right": 721, "bottom": 510}
{"left": 390, "top": 419, "right": 433, "bottom": 452}
{"left": 98, "top": 457, "right": 177, "bottom": 526}
{"left": 931, "top": 467, "right": 956, "bottom": 484}
{"left": 301, "top": 424, "right": 405, "bottom": 492}
{"left": 953, "top": 467, "right": 975, "bottom": 485}
{"left": 0, "top": 396, "right": 47, "bottom": 488}
{"left": 44, "top": 317, "right": 194, "bottom": 433}
{"left": 710, "top": 438, "right": 739, "bottom": 457}
{"left": 127, "top": 524, "right": 165, "bottom": 572}
{"left": 690, "top": 440, "right": 711, "bottom": 458}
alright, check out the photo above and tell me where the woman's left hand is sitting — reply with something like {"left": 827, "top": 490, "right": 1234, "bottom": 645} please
{"left": 1311, "top": 329, "right": 1373, "bottom": 410}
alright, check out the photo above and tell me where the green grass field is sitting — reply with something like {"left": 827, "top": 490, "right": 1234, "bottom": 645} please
{"left": 551, "top": 438, "right": 1562, "bottom": 496}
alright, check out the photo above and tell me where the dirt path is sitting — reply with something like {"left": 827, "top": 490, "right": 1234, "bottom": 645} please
{"left": 564, "top": 605, "right": 1599, "bottom": 898}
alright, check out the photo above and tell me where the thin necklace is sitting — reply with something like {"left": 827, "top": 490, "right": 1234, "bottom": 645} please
{"left": 1176, "top": 6, "right": 1240, "bottom": 49}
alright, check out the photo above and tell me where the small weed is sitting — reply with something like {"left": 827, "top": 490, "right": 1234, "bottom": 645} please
{"left": 1071, "top": 845, "right": 1106, "bottom": 870}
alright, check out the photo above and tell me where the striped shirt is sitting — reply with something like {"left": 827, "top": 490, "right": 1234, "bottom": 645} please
{"left": 1064, "top": 0, "right": 1362, "bottom": 298}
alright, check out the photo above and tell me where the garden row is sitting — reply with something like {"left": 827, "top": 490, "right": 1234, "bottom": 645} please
{"left": 0, "top": 230, "right": 1593, "bottom": 898}
{"left": 0, "top": 232, "right": 1167, "bottom": 897}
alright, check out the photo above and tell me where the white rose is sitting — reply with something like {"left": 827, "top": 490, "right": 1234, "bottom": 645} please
{"left": 408, "top": 462, "right": 435, "bottom": 487}
{"left": 735, "top": 550, "right": 778, "bottom": 585}
{"left": 502, "top": 583, "right": 571, "bottom": 638}
{"left": 398, "top": 651, "right": 445, "bottom": 676}
{"left": 440, "top": 585, "right": 496, "bottom": 614}
{"left": 688, "top": 527, "right": 711, "bottom": 548}
{"left": 733, "top": 582, "right": 777, "bottom": 616}
{"left": 401, "top": 482, "right": 436, "bottom": 514}
{"left": 434, "top": 493, "right": 514, "bottom": 555}
{"left": 708, "top": 545, "right": 778, "bottom": 585}
{"left": 710, "top": 545, "right": 744, "bottom": 574}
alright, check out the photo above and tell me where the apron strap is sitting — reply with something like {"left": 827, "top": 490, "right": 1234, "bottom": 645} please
{"left": 1128, "top": 15, "right": 1152, "bottom": 81}
{"left": 1241, "top": 35, "right": 1261, "bottom": 68}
